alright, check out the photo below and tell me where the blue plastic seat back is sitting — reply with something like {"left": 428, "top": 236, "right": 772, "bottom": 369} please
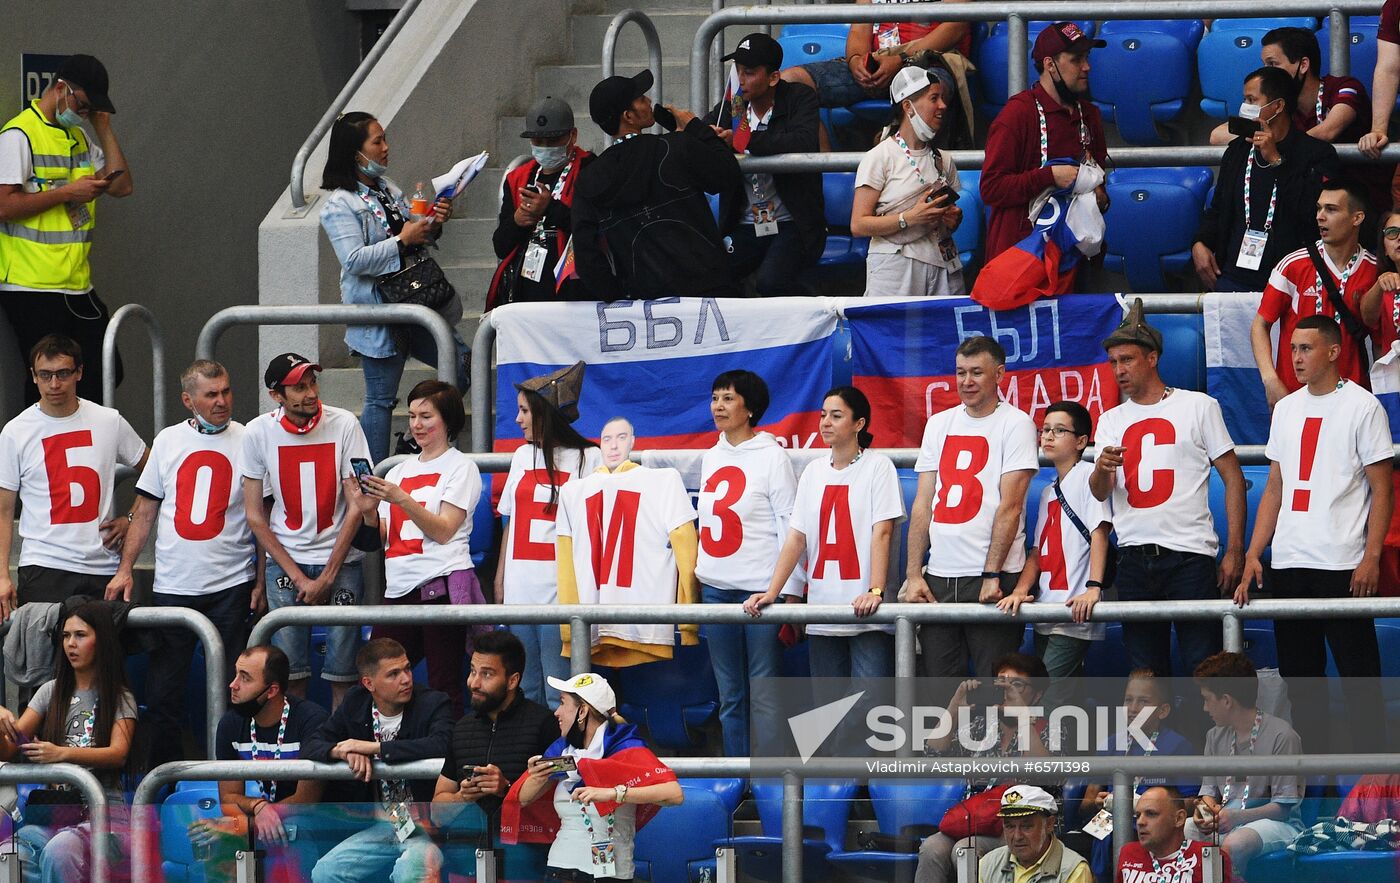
{"left": 989, "top": 20, "right": 1096, "bottom": 38}
{"left": 1089, "top": 31, "right": 1193, "bottom": 144}
{"left": 1109, "top": 166, "right": 1215, "bottom": 203}
{"left": 1198, "top": 28, "right": 1274, "bottom": 119}
{"left": 820, "top": 172, "right": 869, "bottom": 267}
{"left": 1102, "top": 179, "right": 1204, "bottom": 291}
{"left": 868, "top": 779, "right": 964, "bottom": 837}
{"left": 636, "top": 786, "right": 736, "bottom": 881}
{"left": 613, "top": 636, "right": 720, "bottom": 749}
{"left": 1212, "top": 17, "right": 1317, "bottom": 32}
{"left": 1154, "top": 313, "right": 1206, "bottom": 392}
{"left": 974, "top": 29, "right": 1013, "bottom": 115}
{"left": 160, "top": 784, "right": 223, "bottom": 874}
{"left": 779, "top": 24, "right": 851, "bottom": 39}
{"left": 952, "top": 169, "right": 984, "bottom": 268}
{"left": 469, "top": 473, "right": 494, "bottom": 567}
{"left": 1242, "top": 622, "right": 1279, "bottom": 669}
{"left": 1320, "top": 18, "right": 1381, "bottom": 87}
{"left": 753, "top": 779, "right": 859, "bottom": 853}
{"left": 1100, "top": 19, "right": 1204, "bottom": 49}
{"left": 1022, "top": 467, "right": 1057, "bottom": 543}
{"left": 1208, "top": 465, "right": 1271, "bottom": 565}
{"left": 778, "top": 32, "right": 849, "bottom": 66}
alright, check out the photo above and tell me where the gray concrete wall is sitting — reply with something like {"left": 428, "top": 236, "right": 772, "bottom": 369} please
{"left": 258, "top": 0, "right": 578, "bottom": 373}
{"left": 0, "top": 0, "right": 361, "bottom": 433}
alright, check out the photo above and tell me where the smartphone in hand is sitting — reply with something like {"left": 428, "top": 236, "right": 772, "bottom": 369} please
{"left": 1226, "top": 116, "right": 1261, "bottom": 139}
{"left": 654, "top": 105, "right": 678, "bottom": 131}
{"left": 350, "top": 457, "right": 373, "bottom": 488}
{"left": 926, "top": 185, "right": 959, "bottom": 205}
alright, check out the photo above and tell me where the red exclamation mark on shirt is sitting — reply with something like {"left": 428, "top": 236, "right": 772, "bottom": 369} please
{"left": 1292, "top": 416, "right": 1323, "bottom": 512}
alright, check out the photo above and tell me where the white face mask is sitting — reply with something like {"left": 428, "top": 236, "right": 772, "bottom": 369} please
{"left": 905, "top": 102, "right": 938, "bottom": 142}
{"left": 1237, "top": 102, "right": 1262, "bottom": 121}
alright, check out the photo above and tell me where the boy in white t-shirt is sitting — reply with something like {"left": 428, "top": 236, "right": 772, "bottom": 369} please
{"left": 0, "top": 334, "right": 147, "bottom": 616}
{"left": 1000, "top": 401, "right": 1110, "bottom": 708}
{"left": 1238, "top": 315, "right": 1393, "bottom": 755}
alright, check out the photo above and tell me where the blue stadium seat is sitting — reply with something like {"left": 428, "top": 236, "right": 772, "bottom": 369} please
{"left": 1084, "top": 623, "right": 1132, "bottom": 678}
{"left": 895, "top": 468, "right": 920, "bottom": 580}
{"left": 717, "top": 779, "right": 859, "bottom": 882}
{"left": 437, "top": 806, "right": 550, "bottom": 881}
{"left": 1111, "top": 165, "right": 1215, "bottom": 204}
{"left": 160, "top": 784, "right": 222, "bottom": 883}
{"left": 1242, "top": 622, "right": 1279, "bottom": 669}
{"left": 1320, "top": 16, "right": 1382, "bottom": 89}
{"left": 989, "top": 20, "right": 1096, "bottom": 38}
{"left": 827, "top": 779, "right": 964, "bottom": 879}
{"left": 1023, "top": 467, "right": 1057, "bottom": 543}
{"left": 1099, "top": 19, "right": 1204, "bottom": 50}
{"left": 1102, "top": 173, "right": 1208, "bottom": 292}
{"left": 1198, "top": 28, "right": 1274, "bottom": 118}
{"left": 952, "top": 169, "right": 985, "bottom": 268}
{"left": 1154, "top": 313, "right": 1206, "bottom": 392}
{"left": 613, "top": 636, "right": 721, "bottom": 749}
{"left": 777, "top": 32, "right": 847, "bottom": 67}
{"left": 1208, "top": 465, "right": 1271, "bottom": 566}
{"left": 976, "top": 20, "right": 1096, "bottom": 115}
{"left": 778, "top": 24, "right": 850, "bottom": 39}
{"left": 819, "top": 172, "right": 869, "bottom": 267}
{"left": 635, "top": 779, "right": 745, "bottom": 881}
{"left": 470, "top": 473, "right": 495, "bottom": 568}
{"left": 1090, "top": 31, "right": 1195, "bottom": 144}
{"left": 1211, "top": 17, "right": 1317, "bottom": 32}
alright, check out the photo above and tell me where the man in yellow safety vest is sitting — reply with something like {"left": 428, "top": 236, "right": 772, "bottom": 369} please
{"left": 0, "top": 54, "right": 133, "bottom": 407}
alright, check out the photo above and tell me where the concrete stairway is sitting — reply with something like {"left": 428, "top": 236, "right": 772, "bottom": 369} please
{"left": 318, "top": 0, "right": 741, "bottom": 445}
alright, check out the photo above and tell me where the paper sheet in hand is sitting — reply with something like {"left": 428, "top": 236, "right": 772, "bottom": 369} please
{"left": 433, "top": 151, "right": 490, "bottom": 200}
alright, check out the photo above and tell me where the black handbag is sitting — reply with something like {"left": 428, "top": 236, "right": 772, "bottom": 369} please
{"left": 377, "top": 249, "right": 457, "bottom": 313}
{"left": 25, "top": 787, "right": 88, "bottom": 828}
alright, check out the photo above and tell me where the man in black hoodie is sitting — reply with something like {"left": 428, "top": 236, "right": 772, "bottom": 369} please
{"left": 707, "top": 33, "right": 825, "bottom": 296}
{"left": 306, "top": 638, "right": 453, "bottom": 882}
{"left": 572, "top": 69, "right": 742, "bottom": 300}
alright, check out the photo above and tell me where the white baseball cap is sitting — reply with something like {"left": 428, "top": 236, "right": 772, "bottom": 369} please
{"left": 547, "top": 672, "right": 619, "bottom": 715}
{"left": 997, "top": 784, "right": 1058, "bottom": 817}
{"left": 890, "top": 66, "right": 934, "bottom": 104}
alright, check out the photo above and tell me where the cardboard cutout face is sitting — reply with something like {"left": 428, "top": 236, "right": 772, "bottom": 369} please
{"left": 600, "top": 418, "right": 635, "bottom": 468}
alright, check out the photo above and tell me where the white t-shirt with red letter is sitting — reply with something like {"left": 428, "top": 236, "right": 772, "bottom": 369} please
{"left": 498, "top": 444, "right": 604, "bottom": 605}
{"left": 556, "top": 464, "right": 697, "bottom": 648}
{"left": 1265, "top": 380, "right": 1392, "bottom": 570}
{"left": 0, "top": 400, "right": 146, "bottom": 575}
{"left": 914, "top": 403, "right": 1039, "bottom": 578}
{"left": 1030, "top": 461, "right": 1109, "bottom": 641}
{"left": 379, "top": 448, "right": 481, "bottom": 598}
{"left": 238, "top": 405, "right": 370, "bottom": 566}
{"left": 135, "top": 421, "right": 254, "bottom": 595}
{"left": 790, "top": 452, "right": 905, "bottom": 637}
{"left": 696, "top": 431, "right": 801, "bottom": 596}
{"left": 1094, "top": 390, "right": 1235, "bottom": 557}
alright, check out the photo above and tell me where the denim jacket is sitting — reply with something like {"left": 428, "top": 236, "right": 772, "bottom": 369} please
{"left": 318, "top": 178, "right": 408, "bottom": 359}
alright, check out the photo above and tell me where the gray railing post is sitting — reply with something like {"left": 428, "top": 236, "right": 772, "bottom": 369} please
{"left": 602, "top": 10, "right": 663, "bottom": 107}
{"left": 1111, "top": 769, "right": 1133, "bottom": 867}
{"left": 0, "top": 765, "right": 108, "bottom": 883}
{"left": 196, "top": 304, "right": 458, "bottom": 386}
{"left": 570, "top": 616, "right": 591, "bottom": 676}
{"left": 1222, "top": 611, "right": 1243, "bottom": 653}
{"left": 470, "top": 311, "right": 497, "bottom": 453}
{"left": 782, "top": 771, "right": 803, "bottom": 883}
{"left": 894, "top": 616, "right": 917, "bottom": 758}
{"left": 1330, "top": 9, "right": 1351, "bottom": 77}
{"left": 288, "top": 0, "right": 424, "bottom": 214}
{"left": 102, "top": 303, "right": 166, "bottom": 436}
{"left": 1007, "top": 13, "right": 1029, "bottom": 95}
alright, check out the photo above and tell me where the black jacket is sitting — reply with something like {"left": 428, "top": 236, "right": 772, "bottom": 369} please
{"left": 571, "top": 118, "right": 742, "bottom": 300}
{"left": 707, "top": 79, "right": 826, "bottom": 264}
{"left": 1194, "top": 130, "right": 1340, "bottom": 291}
{"left": 441, "top": 691, "right": 558, "bottom": 822}
{"left": 304, "top": 684, "right": 453, "bottom": 804}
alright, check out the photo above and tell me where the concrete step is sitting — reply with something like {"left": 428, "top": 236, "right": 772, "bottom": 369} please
{"left": 449, "top": 168, "right": 511, "bottom": 221}
{"left": 442, "top": 261, "right": 494, "bottom": 315}
{"left": 535, "top": 61, "right": 695, "bottom": 119}
{"left": 602, "top": 0, "right": 705, "bottom": 12}
{"left": 436, "top": 217, "right": 499, "bottom": 262}
{"left": 571, "top": 11, "right": 719, "bottom": 66}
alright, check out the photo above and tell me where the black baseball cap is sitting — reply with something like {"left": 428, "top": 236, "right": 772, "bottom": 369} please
{"left": 589, "top": 69, "right": 654, "bottom": 136}
{"left": 264, "top": 353, "right": 322, "bottom": 390}
{"left": 722, "top": 33, "right": 783, "bottom": 71}
{"left": 56, "top": 55, "right": 115, "bottom": 114}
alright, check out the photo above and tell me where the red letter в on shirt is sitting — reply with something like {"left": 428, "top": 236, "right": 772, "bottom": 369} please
{"left": 173, "top": 450, "right": 233, "bottom": 541}
{"left": 1122, "top": 418, "right": 1175, "bottom": 508}
{"left": 933, "top": 435, "right": 990, "bottom": 525}
{"left": 586, "top": 489, "right": 641, "bottom": 587}
{"left": 42, "top": 430, "right": 100, "bottom": 524}
{"left": 277, "top": 443, "right": 337, "bottom": 533}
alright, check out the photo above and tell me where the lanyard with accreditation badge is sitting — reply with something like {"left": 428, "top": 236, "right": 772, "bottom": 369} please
{"left": 521, "top": 153, "right": 575, "bottom": 282}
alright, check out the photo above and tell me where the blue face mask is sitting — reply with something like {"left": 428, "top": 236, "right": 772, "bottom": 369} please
{"left": 56, "top": 84, "right": 84, "bottom": 129}
{"left": 191, "top": 413, "right": 229, "bottom": 434}
{"left": 357, "top": 151, "right": 388, "bottom": 179}
{"left": 531, "top": 144, "right": 570, "bottom": 171}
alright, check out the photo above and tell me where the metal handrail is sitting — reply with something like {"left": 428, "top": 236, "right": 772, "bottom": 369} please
{"left": 691, "top": 0, "right": 1379, "bottom": 113}
{"left": 1, "top": 764, "right": 109, "bottom": 883}
{"left": 288, "top": 0, "right": 424, "bottom": 211}
{"left": 0, "top": 606, "right": 225, "bottom": 757}
{"left": 195, "top": 304, "right": 458, "bottom": 385}
{"left": 602, "top": 10, "right": 663, "bottom": 107}
{"left": 710, "top": 0, "right": 774, "bottom": 112}
{"left": 101, "top": 303, "right": 166, "bottom": 437}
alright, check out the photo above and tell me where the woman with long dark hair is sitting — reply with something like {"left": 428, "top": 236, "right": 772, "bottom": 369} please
{"left": 496, "top": 362, "right": 601, "bottom": 707}
{"left": 351, "top": 380, "right": 483, "bottom": 717}
{"left": 744, "top": 386, "right": 904, "bottom": 678}
{"left": 318, "top": 110, "right": 470, "bottom": 462}
{"left": 0, "top": 603, "right": 137, "bottom": 882}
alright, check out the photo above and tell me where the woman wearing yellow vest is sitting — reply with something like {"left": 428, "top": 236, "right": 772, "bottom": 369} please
{"left": 0, "top": 54, "right": 132, "bottom": 406}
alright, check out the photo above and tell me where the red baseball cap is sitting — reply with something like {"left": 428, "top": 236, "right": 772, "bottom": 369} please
{"left": 1032, "top": 22, "right": 1106, "bottom": 62}
{"left": 264, "top": 353, "right": 322, "bottom": 390}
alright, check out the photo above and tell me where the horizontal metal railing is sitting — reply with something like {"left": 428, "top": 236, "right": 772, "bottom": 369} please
{"left": 195, "top": 304, "right": 458, "bottom": 386}
{"left": 1, "top": 764, "right": 109, "bottom": 883}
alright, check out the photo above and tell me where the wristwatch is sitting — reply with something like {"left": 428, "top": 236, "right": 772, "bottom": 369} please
{"left": 868, "top": 586, "right": 884, "bottom": 597}
{"left": 1085, "top": 580, "right": 1104, "bottom": 589}
{"left": 614, "top": 784, "right": 629, "bottom": 804}
{"left": 981, "top": 571, "right": 1000, "bottom": 581}
{"left": 897, "top": 212, "right": 908, "bottom": 230}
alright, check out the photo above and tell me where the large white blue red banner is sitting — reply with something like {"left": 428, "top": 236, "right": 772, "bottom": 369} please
{"left": 845, "top": 294, "right": 1124, "bottom": 448}
{"left": 1204, "top": 292, "right": 1273, "bottom": 445}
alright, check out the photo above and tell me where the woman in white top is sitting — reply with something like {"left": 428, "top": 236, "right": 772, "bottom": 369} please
{"left": 0, "top": 603, "right": 139, "bottom": 882}
{"left": 496, "top": 362, "right": 601, "bottom": 708}
{"left": 852, "top": 66, "right": 965, "bottom": 297}
{"left": 352, "top": 380, "right": 482, "bottom": 717}
{"left": 696, "top": 370, "right": 798, "bottom": 757}
{"left": 513, "top": 672, "right": 683, "bottom": 881}
{"left": 744, "top": 386, "right": 905, "bottom": 679}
